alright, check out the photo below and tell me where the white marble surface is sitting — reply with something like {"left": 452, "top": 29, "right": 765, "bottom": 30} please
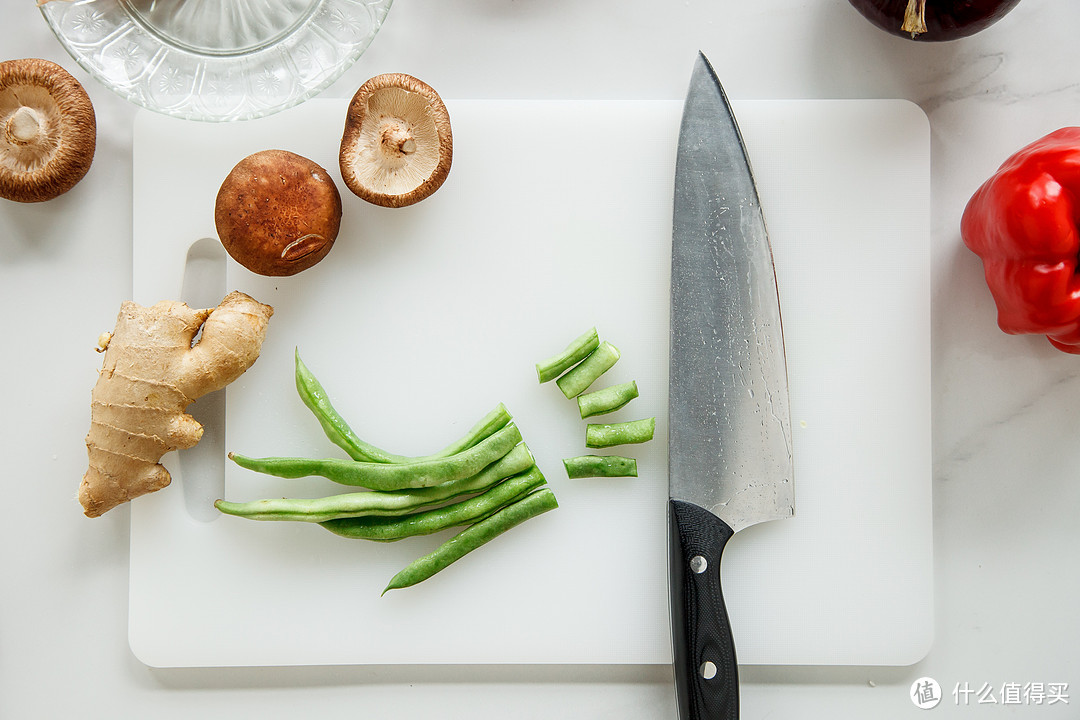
{"left": 2, "top": 0, "right": 1078, "bottom": 717}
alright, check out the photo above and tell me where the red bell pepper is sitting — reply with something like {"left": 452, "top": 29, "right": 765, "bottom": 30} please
{"left": 961, "top": 127, "right": 1080, "bottom": 354}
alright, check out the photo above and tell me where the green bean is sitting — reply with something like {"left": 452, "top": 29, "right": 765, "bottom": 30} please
{"left": 295, "top": 350, "right": 512, "bottom": 463}
{"left": 382, "top": 487, "right": 560, "bottom": 594}
{"left": 215, "top": 443, "right": 536, "bottom": 523}
{"left": 429, "top": 404, "right": 515, "bottom": 460}
{"left": 563, "top": 455, "right": 638, "bottom": 478}
{"left": 294, "top": 348, "right": 386, "bottom": 463}
{"left": 229, "top": 423, "right": 523, "bottom": 490}
{"left": 577, "top": 380, "right": 639, "bottom": 418}
{"left": 321, "top": 466, "right": 547, "bottom": 541}
{"left": 585, "top": 417, "right": 655, "bottom": 448}
{"left": 556, "top": 341, "right": 620, "bottom": 398}
{"left": 535, "top": 327, "right": 600, "bottom": 383}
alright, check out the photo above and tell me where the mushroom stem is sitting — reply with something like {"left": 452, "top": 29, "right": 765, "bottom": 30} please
{"left": 381, "top": 121, "right": 417, "bottom": 157}
{"left": 6, "top": 106, "right": 42, "bottom": 145}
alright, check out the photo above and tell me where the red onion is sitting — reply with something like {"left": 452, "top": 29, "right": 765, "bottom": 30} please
{"left": 847, "top": 0, "right": 1022, "bottom": 41}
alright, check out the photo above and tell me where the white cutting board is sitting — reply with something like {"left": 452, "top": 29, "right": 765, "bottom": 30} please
{"left": 129, "top": 97, "right": 932, "bottom": 668}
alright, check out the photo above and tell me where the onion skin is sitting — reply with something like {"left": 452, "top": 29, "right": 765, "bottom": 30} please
{"left": 847, "top": 0, "right": 1022, "bottom": 41}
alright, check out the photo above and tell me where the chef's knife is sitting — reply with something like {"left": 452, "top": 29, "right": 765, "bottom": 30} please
{"left": 668, "top": 53, "right": 795, "bottom": 720}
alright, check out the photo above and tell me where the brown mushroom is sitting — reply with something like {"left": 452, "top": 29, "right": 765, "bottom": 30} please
{"left": 215, "top": 149, "right": 342, "bottom": 277}
{"left": 339, "top": 73, "right": 453, "bottom": 208}
{"left": 0, "top": 58, "right": 96, "bottom": 203}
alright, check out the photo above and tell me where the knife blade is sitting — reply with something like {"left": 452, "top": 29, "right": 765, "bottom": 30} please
{"left": 668, "top": 53, "right": 795, "bottom": 720}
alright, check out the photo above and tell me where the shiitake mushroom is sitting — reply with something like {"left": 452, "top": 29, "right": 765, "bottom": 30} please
{"left": 339, "top": 73, "right": 453, "bottom": 208}
{"left": 0, "top": 58, "right": 96, "bottom": 202}
{"left": 215, "top": 149, "right": 342, "bottom": 277}
{"left": 847, "top": 0, "right": 1022, "bottom": 41}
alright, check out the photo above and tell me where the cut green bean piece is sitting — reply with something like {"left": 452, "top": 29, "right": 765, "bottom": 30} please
{"left": 215, "top": 443, "right": 536, "bottom": 523}
{"left": 585, "top": 417, "right": 655, "bottom": 448}
{"left": 535, "top": 327, "right": 600, "bottom": 383}
{"left": 321, "top": 466, "right": 547, "bottom": 541}
{"left": 382, "top": 487, "right": 560, "bottom": 594}
{"left": 577, "top": 380, "right": 639, "bottom": 418}
{"left": 555, "top": 341, "right": 621, "bottom": 398}
{"left": 229, "top": 424, "right": 523, "bottom": 491}
{"left": 295, "top": 350, "right": 512, "bottom": 463}
{"left": 563, "top": 455, "right": 638, "bottom": 478}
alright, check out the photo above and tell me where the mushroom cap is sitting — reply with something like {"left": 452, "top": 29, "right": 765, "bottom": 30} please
{"left": 339, "top": 73, "right": 453, "bottom": 208}
{"left": 214, "top": 149, "right": 343, "bottom": 277}
{"left": 0, "top": 58, "right": 96, "bottom": 203}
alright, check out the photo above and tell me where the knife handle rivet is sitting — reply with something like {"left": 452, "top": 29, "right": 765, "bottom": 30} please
{"left": 690, "top": 555, "right": 708, "bottom": 574}
{"left": 699, "top": 660, "right": 718, "bottom": 680}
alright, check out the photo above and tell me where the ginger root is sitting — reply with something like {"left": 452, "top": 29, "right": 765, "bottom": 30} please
{"left": 81, "top": 290, "right": 273, "bottom": 518}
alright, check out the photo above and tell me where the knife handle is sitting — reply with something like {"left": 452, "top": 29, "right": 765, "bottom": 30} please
{"left": 669, "top": 499, "right": 738, "bottom": 720}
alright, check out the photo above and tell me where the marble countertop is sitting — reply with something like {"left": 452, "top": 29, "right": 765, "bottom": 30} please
{"left": 2, "top": 1, "right": 1077, "bottom": 717}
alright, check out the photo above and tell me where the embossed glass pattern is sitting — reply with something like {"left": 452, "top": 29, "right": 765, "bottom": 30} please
{"left": 40, "top": 0, "right": 393, "bottom": 122}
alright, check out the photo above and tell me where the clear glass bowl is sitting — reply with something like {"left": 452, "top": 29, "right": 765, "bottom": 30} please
{"left": 40, "top": 0, "right": 393, "bottom": 122}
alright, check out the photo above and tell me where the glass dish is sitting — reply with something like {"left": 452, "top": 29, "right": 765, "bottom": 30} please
{"left": 40, "top": 0, "right": 393, "bottom": 122}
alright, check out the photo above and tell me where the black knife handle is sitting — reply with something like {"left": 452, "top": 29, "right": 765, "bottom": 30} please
{"left": 669, "top": 499, "right": 738, "bottom": 720}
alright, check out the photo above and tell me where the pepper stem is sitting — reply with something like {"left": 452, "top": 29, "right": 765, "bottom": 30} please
{"left": 901, "top": 0, "right": 928, "bottom": 38}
